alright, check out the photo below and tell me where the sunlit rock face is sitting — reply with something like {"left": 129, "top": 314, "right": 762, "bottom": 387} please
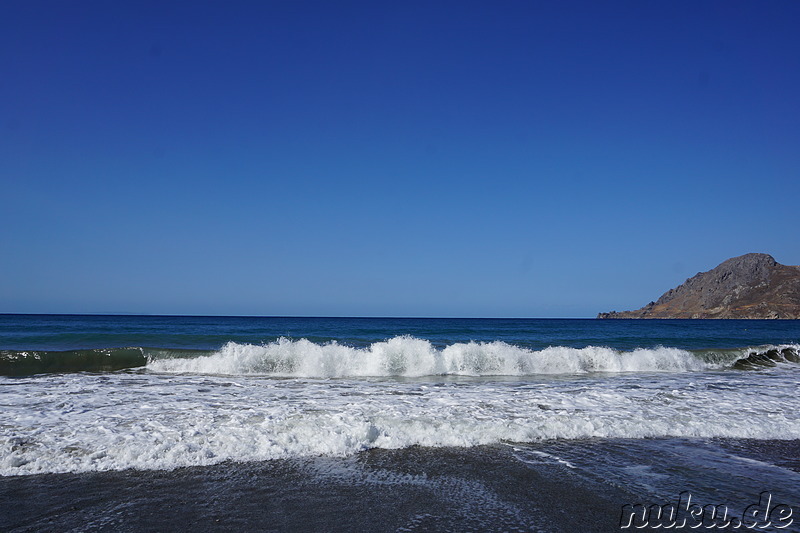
{"left": 598, "top": 253, "right": 800, "bottom": 319}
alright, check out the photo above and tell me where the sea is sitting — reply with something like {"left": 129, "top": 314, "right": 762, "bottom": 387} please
{"left": 1, "top": 314, "right": 799, "bottom": 532}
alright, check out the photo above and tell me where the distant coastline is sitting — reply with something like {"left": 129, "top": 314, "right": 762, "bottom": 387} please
{"left": 599, "top": 253, "right": 800, "bottom": 319}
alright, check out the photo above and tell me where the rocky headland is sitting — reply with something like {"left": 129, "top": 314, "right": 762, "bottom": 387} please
{"left": 598, "top": 253, "right": 800, "bottom": 319}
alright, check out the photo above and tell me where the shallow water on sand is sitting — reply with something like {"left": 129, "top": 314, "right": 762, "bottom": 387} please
{"left": 2, "top": 439, "right": 798, "bottom": 532}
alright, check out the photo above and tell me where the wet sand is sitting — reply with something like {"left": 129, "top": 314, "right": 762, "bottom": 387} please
{"left": 2, "top": 439, "right": 799, "bottom": 532}
{"left": 1, "top": 445, "right": 634, "bottom": 532}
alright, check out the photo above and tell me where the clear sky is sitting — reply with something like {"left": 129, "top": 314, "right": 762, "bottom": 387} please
{"left": 2, "top": 1, "right": 799, "bottom": 317}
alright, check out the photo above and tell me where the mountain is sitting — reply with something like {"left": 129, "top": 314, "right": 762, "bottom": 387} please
{"left": 598, "top": 253, "right": 800, "bottom": 319}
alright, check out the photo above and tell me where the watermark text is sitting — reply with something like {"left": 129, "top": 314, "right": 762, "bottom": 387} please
{"left": 620, "top": 491, "right": 793, "bottom": 529}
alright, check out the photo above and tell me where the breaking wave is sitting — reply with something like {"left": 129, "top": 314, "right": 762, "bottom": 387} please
{"left": 3, "top": 338, "right": 798, "bottom": 377}
{"left": 2, "top": 340, "right": 799, "bottom": 475}
{"left": 147, "top": 337, "right": 800, "bottom": 377}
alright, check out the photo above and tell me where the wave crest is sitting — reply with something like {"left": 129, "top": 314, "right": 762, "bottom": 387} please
{"left": 146, "top": 336, "right": 712, "bottom": 377}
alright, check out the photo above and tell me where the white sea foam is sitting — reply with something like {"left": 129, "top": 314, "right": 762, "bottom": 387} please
{"left": 146, "top": 337, "right": 712, "bottom": 377}
{"left": 2, "top": 363, "right": 799, "bottom": 476}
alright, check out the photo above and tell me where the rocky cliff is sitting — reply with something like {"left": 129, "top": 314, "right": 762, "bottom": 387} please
{"left": 598, "top": 253, "right": 800, "bottom": 319}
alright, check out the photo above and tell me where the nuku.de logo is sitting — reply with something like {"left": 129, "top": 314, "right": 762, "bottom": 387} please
{"left": 620, "top": 491, "right": 793, "bottom": 529}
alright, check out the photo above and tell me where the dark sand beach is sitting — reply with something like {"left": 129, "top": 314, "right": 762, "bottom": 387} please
{"left": 3, "top": 439, "right": 799, "bottom": 532}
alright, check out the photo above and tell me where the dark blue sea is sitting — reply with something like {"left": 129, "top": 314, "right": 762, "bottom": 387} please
{"left": 2, "top": 315, "right": 799, "bottom": 531}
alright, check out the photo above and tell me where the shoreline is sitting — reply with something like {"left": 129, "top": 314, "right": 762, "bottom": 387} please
{"left": 1, "top": 444, "right": 632, "bottom": 532}
{"left": 3, "top": 439, "right": 799, "bottom": 532}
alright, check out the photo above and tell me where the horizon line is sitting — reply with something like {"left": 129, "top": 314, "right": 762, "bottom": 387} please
{"left": 0, "top": 312, "right": 596, "bottom": 320}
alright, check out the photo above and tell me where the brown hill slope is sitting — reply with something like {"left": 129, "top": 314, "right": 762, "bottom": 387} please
{"left": 598, "top": 253, "right": 800, "bottom": 319}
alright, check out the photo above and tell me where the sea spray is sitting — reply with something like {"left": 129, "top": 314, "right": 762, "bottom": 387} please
{"left": 146, "top": 336, "right": 723, "bottom": 377}
{"left": 3, "top": 340, "right": 797, "bottom": 377}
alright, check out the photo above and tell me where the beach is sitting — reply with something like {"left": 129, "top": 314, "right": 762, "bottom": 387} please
{"left": 4, "top": 439, "right": 799, "bottom": 532}
{"left": 2, "top": 315, "right": 799, "bottom": 531}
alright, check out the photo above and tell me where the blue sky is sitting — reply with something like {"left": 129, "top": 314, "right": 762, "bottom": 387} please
{"left": 2, "top": 1, "right": 799, "bottom": 317}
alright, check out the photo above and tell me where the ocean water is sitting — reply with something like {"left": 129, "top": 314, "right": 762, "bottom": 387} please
{"left": 2, "top": 315, "right": 799, "bottom": 531}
